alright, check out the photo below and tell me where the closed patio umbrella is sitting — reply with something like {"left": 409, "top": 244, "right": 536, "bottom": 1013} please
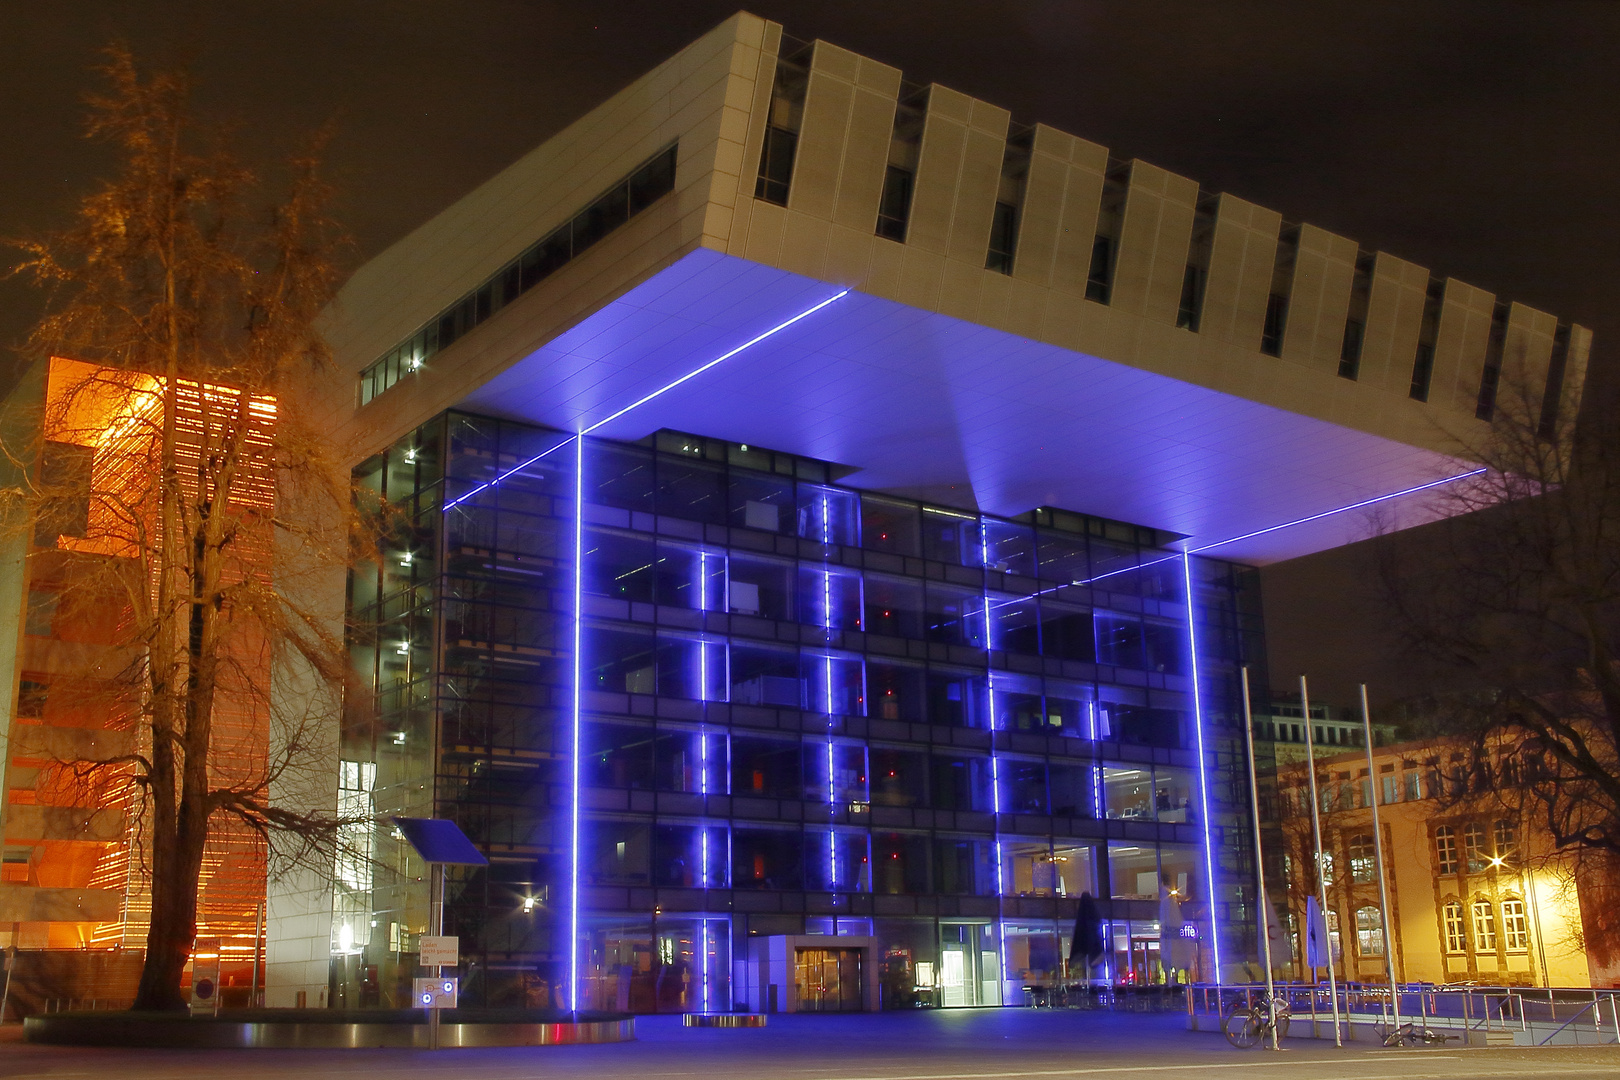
{"left": 1069, "top": 892, "right": 1104, "bottom": 974}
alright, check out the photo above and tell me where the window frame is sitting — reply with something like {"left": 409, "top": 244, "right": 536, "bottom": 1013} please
{"left": 1354, "top": 905, "right": 1385, "bottom": 956}
{"left": 1501, "top": 897, "right": 1529, "bottom": 953}
{"left": 1443, "top": 900, "right": 1467, "bottom": 954}
{"left": 1349, "top": 833, "right": 1376, "bottom": 884}
{"left": 1463, "top": 822, "right": 1488, "bottom": 873}
{"left": 1435, "top": 825, "right": 1458, "bottom": 875}
{"left": 1493, "top": 818, "right": 1518, "bottom": 862}
{"left": 1471, "top": 899, "right": 1499, "bottom": 953}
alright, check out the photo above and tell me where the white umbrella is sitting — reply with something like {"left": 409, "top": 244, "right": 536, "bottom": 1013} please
{"left": 1160, "top": 886, "right": 1192, "bottom": 973}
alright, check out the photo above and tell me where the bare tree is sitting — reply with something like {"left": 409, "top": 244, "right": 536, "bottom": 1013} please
{"left": 1375, "top": 347, "right": 1620, "bottom": 963}
{"left": 4, "top": 47, "right": 362, "bottom": 1011}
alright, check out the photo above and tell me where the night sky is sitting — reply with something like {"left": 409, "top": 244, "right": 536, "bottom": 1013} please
{"left": 3, "top": 1, "right": 1616, "bottom": 708}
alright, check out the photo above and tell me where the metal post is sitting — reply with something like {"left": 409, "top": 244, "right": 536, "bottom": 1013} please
{"left": 250, "top": 899, "right": 264, "bottom": 1009}
{"left": 1527, "top": 868, "right": 1552, "bottom": 988}
{"left": 0, "top": 945, "right": 14, "bottom": 1025}
{"left": 1359, "top": 685, "right": 1401, "bottom": 1039}
{"left": 1240, "top": 668, "right": 1280, "bottom": 1049}
{"left": 1300, "top": 676, "right": 1341, "bottom": 1046}
{"left": 430, "top": 863, "right": 444, "bottom": 1051}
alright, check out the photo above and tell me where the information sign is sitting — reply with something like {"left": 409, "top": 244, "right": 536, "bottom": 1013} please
{"left": 419, "top": 935, "right": 459, "bottom": 967}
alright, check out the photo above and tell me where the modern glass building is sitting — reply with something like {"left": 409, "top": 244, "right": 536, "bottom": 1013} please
{"left": 254, "top": 10, "right": 1589, "bottom": 1011}
{"left": 338, "top": 411, "right": 1263, "bottom": 1011}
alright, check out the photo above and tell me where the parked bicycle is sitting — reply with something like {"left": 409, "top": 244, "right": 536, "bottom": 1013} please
{"left": 1381, "top": 1022, "right": 1454, "bottom": 1047}
{"left": 1223, "top": 993, "right": 1290, "bottom": 1049}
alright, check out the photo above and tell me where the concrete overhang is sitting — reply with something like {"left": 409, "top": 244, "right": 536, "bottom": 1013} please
{"left": 459, "top": 248, "right": 1473, "bottom": 566}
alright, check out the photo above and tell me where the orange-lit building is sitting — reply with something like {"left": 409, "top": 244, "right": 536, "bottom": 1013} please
{"left": 0, "top": 357, "right": 273, "bottom": 1007}
{"left": 1270, "top": 737, "right": 1604, "bottom": 989}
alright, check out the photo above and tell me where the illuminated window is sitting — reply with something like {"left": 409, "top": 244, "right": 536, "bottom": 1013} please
{"left": 1443, "top": 901, "right": 1467, "bottom": 953}
{"left": 1355, "top": 906, "right": 1384, "bottom": 956}
{"left": 1349, "top": 834, "right": 1376, "bottom": 884}
{"left": 1502, "top": 898, "right": 1529, "bottom": 952}
{"left": 1472, "top": 900, "right": 1498, "bottom": 952}
{"left": 1319, "top": 850, "right": 1336, "bottom": 888}
{"left": 1493, "top": 819, "right": 1518, "bottom": 861}
{"left": 1463, "top": 823, "right": 1487, "bottom": 872}
{"left": 1435, "top": 826, "right": 1458, "bottom": 875}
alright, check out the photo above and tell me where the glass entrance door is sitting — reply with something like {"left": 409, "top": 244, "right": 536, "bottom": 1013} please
{"left": 794, "top": 947, "right": 864, "bottom": 1011}
{"left": 941, "top": 943, "right": 971, "bottom": 1006}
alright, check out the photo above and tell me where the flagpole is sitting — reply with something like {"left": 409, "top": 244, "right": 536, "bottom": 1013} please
{"left": 1240, "top": 667, "right": 1279, "bottom": 1049}
{"left": 1300, "top": 675, "right": 1341, "bottom": 1046}
{"left": 1360, "top": 684, "right": 1401, "bottom": 1038}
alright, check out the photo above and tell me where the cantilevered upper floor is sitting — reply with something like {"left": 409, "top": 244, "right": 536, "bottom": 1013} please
{"left": 316, "top": 11, "right": 1591, "bottom": 565}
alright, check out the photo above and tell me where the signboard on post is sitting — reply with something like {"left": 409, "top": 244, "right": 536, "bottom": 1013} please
{"left": 418, "top": 935, "right": 459, "bottom": 967}
{"left": 190, "top": 936, "right": 222, "bottom": 1016}
{"left": 413, "top": 976, "right": 459, "bottom": 1009}
{"left": 390, "top": 818, "right": 486, "bottom": 1049}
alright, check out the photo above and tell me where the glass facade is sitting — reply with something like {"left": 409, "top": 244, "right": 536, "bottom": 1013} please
{"left": 339, "top": 410, "right": 1264, "bottom": 1010}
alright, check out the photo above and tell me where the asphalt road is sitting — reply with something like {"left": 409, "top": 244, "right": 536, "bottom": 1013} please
{"left": 2, "top": 1008, "right": 1617, "bottom": 1080}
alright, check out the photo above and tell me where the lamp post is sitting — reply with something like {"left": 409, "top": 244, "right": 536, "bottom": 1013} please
{"left": 1359, "top": 685, "right": 1400, "bottom": 1037}
{"left": 1300, "top": 676, "right": 1341, "bottom": 1046}
{"left": 1240, "top": 667, "right": 1279, "bottom": 1050}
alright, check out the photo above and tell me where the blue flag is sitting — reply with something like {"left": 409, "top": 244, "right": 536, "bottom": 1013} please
{"left": 1305, "top": 895, "right": 1334, "bottom": 968}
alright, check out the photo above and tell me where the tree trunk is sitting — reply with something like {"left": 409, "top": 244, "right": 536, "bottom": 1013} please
{"left": 131, "top": 806, "right": 210, "bottom": 1011}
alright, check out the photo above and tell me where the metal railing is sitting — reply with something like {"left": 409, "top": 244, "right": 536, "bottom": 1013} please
{"left": 1187, "top": 982, "right": 1620, "bottom": 1046}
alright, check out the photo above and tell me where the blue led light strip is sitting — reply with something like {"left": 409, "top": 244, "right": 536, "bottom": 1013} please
{"left": 821, "top": 498, "right": 839, "bottom": 892}
{"left": 1181, "top": 466, "right": 1488, "bottom": 557}
{"left": 568, "top": 432, "right": 584, "bottom": 1012}
{"left": 1181, "top": 551, "right": 1222, "bottom": 982}
{"left": 443, "top": 288, "right": 851, "bottom": 512}
{"left": 561, "top": 289, "right": 850, "bottom": 1013}
{"left": 975, "top": 466, "right": 1491, "bottom": 608}
{"left": 980, "top": 526, "right": 1010, "bottom": 1001}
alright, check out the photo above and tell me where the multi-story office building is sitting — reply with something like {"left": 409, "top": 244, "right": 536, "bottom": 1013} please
{"left": 339, "top": 414, "right": 1255, "bottom": 1011}
{"left": 2, "top": 11, "right": 1591, "bottom": 1011}
{"left": 278, "top": 10, "right": 1591, "bottom": 1012}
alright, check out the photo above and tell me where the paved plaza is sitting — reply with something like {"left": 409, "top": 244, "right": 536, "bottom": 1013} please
{"left": 2, "top": 1009, "right": 1618, "bottom": 1080}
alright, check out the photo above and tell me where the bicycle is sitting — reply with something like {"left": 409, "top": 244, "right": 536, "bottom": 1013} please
{"left": 1381, "top": 1022, "right": 1454, "bottom": 1047}
{"left": 1223, "top": 993, "right": 1291, "bottom": 1049}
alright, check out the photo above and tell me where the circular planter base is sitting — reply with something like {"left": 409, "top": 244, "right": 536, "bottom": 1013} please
{"left": 25, "top": 1008, "right": 635, "bottom": 1048}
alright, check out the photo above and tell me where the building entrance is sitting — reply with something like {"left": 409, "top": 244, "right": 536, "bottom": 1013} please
{"left": 794, "top": 947, "right": 864, "bottom": 1011}
{"left": 939, "top": 923, "right": 1000, "bottom": 1007}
